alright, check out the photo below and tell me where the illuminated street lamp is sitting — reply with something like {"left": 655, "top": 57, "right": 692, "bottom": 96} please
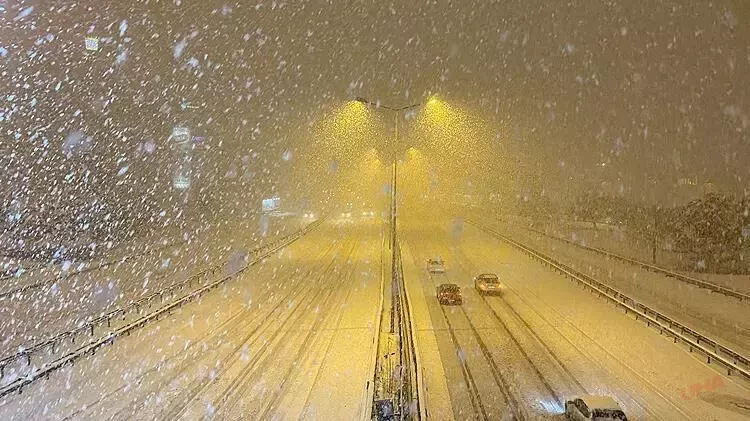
{"left": 353, "top": 95, "right": 444, "bottom": 343}
{"left": 354, "top": 97, "right": 421, "bottom": 112}
{"left": 352, "top": 96, "right": 445, "bottom": 227}
{"left": 352, "top": 97, "right": 423, "bottom": 249}
{"left": 351, "top": 94, "right": 445, "bottom": 239}
{"left": 355, "top": 96, "right": 439, "bottom": 415}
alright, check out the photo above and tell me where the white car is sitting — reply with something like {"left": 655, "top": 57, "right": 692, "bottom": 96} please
{"left": 426, "top": 258, "right": 445, "bottom": 273}
{"left": 474, "top": 273, "right": 504, "bottom": 296}
{"left": 565, "top": 395, "right": 628, "bottom": 420}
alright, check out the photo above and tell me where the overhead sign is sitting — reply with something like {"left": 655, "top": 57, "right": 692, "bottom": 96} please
{"left": 172, "top": 126, "right": 191, "bottom": 143}
{"left": 172, "top": 126, "right": 193, "bottom": 190}
{"left": 173, "top": 174, "right": 190, "bottom": 190}
{"left": 172, "top": 126, "right": 192, "bottom": 154}
{"left": 180, "top": 101, "right": 199, "bottom": 110}
{"left": 262, "top": 197, "right": 280, "bottom": 213}
{"left": 85, "top": 36, "right": 99, "bottom": 51}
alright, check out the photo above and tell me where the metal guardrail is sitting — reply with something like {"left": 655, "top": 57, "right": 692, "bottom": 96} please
{"left": 0, "top": 217, "right": 326, "bottom": 383}
{"left": 0, "top": 239, "right": 186, "bottom": 300}
{"left": 468, "top": 220, "right": 750, "bottom": 382}
{"left": 0, "top": 262, "right": 219, "bottom": 377}
{"left": 401, "top": 249, "right": 428, "bottom": 421}
{"left": 1, "top": 214, "right": 305, "bottom": 299}
{"left": 394, "top": 242, "right": 424, "bottom": 420}
{"left": 361, "top": 231, "right": 387, "bottom": 421}
{"left": 524, "top": 226, "right": 749, "bottom": 302}
{"left": 370, "top": 237, "right": 424, "bottom": 420}
{"left": 0, "top": 269, "right": 237, "bottom": 398}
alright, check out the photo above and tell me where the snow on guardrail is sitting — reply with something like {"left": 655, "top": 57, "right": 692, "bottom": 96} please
{"left": 0, "top": 217, "right": 326, "bottom": 390}
{"left": 467, "top": 219, "right": 750, "bottom": 382}
{"left": 524, "top": 226, "right": 749, "bottom": 302}
{"left": 0, "top": 238, "right": 186, "bottom": 300}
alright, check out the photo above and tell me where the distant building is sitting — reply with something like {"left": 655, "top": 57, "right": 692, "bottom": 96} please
{"left": 671, "top": 176, "right": 720, "bottom": 205}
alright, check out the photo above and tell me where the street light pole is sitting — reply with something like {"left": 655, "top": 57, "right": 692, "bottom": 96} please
{"left": 355, "top": 97, "right": 422, "bottom": 418}
{"left": 391, "top": 111, "right": 398, "bottom": 252}
{"left": 353, "top": 97, "right": 421, "bottom": 254}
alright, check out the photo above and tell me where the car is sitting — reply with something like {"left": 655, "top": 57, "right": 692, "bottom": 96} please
{"left": 302, "top": 211, "right": 316, "bottom": 219}
{"left": 474, "top": 273, "right": 504, "bottom": 295}
{"left": 565, "top": 395, "right": 628, "bottom": 420}
{"left": 436, "top": 284, "right": 462, "bottom": 305}
{"left": 426, "top": 257, "right": 446, "bottom": 273}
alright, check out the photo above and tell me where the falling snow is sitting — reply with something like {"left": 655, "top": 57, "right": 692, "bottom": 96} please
{"left": 1, "top": 2, "right": 749, "bottom": 420}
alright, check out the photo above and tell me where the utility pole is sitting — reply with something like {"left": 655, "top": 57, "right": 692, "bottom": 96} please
{"left": 354, "top": 97, "right": 421, "bottom": 334}
{"left": 354, "top": 97, "right": 423, "bottom": 420}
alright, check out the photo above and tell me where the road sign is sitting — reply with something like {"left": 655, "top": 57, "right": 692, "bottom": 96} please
{"left": 85, "top": 37, "right": 99, "bottom": 51}
{"left": 173, "top": 174, "right": 190, "bottom": 190}
{"left": 180, "top": 101, "right": 199, "bottom": 110}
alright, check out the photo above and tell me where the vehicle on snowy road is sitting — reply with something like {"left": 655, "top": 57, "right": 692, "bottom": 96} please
{"left": 474, "top": 273, "right": 504, "bottom": 296}
{"left": 436, "top": 283, "right": 462, "bottom": 305}
{"left": 565, "top": 395, "right": 628, "bottom": 420}
{"left": 426, "top": 257, "right": 446, "bottom": 273}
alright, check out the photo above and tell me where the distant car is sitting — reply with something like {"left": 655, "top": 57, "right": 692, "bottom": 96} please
{"left": 474, "top": 273, "right": 504, "bottom": 296}
{"left": 340, "top": 203, "right": 354, "bottom": 218}
{"left": 360, "top": 210, "right": 376, "bottom": 217}
{"left": 426, "top": 258, "right": 446, "bottom": 273}
{"left": 565, "top": 395, "right": 628, "bottom": 420}
{"left": 303, "top": 212, "right": 316, "bottom": 219}
{"left": 436, "top": 284, "right": 462, "bottom": 305}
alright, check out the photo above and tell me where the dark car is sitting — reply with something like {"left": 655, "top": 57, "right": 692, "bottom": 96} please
{"left": 436, "top": 283, "right": 462, "bottom": 305}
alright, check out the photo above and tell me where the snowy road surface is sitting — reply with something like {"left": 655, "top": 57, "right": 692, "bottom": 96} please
{"left": 402, "top": 214, "right": 750, "bottom": 420}
{"left": 499, "top": 218, "right": 750, "bottom": 357}
{"left": 1, "top": 215, "right": 749, "bottom": 420}
{"left": 0, "top": 218, "right": 383, "bottom": 420}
